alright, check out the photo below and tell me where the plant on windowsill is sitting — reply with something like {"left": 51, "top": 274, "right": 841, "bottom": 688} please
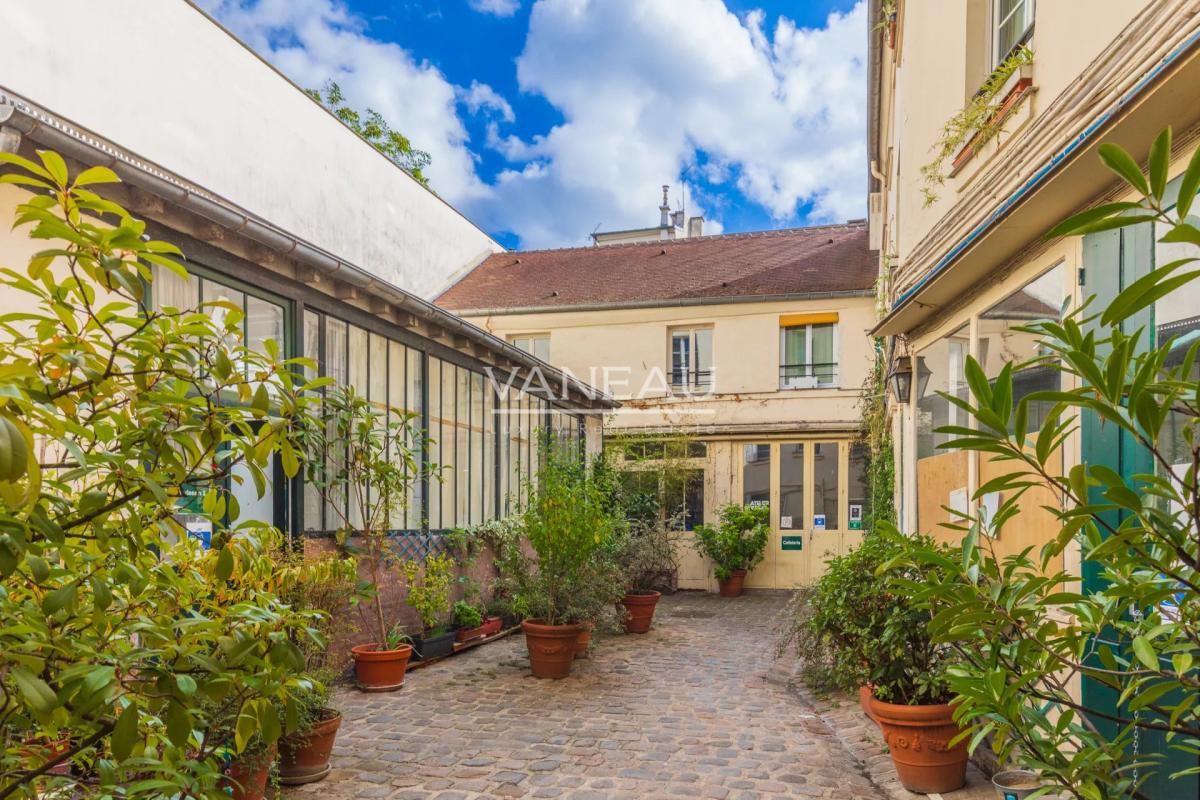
{"left": 693, "top": 503, "right": 769, "bottom": 597}
{"left": 889, "top": 128, "right": 1200, "bottom": 800}
{"left": 920, "top": 44, "right": 1034, "bottom": 207}
{"left": 298, "top": 383, "right": 428, "bottom": 691}
{"left": 401, "top": 551, "right": 456, "bottom": 660}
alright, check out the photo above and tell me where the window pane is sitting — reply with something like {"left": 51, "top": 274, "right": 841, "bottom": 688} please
{"left": 532, "top": 337, "right": 550, "bottom": 362}
{"left": 406, "top": 348, "right": 424, "bottom": 530}
{"left": 916, "top": 324, "right": 969, "bottom": 533}
{"left": 153, "top": 264, "right": 198, "bottom": 311}
{"left": 742, "top": 444, "right": 771, "bottom": 507}
{"left": 388, "top": 341, "right": 406, "bottom": 529}
{"left": 246, "top": 296, "right": 284, "bottom": 363}
{"left": 782, "top": 326, "right": 807, "bottom": 384}
{"left": 326, "top": 318, "right": 348, "bottom": 386}
{"left": 349, "top": 325, "right": 368, "bottom": 395}
{"left": 695, "top": 328, "right": 712, "bottom": 388}
{"left": 303, "top": 312, "right": 321, "bottom": 383}
{"left": 780, "top": 443, "right": 804, "bottom": 530}
{"left": 849, "top": 443, "right": 869, "bottom": 531}
{"left": 996, "top": 0, "right": 1029, "bottom": 59}
{"left": 471, "top": 372, "right": 486, "bottom": 525}
{"left": 368, "top": 333, "right": 387, "bottom": 410}
{"left": 427, "top": 357, "right": 443, "bottom": 529}
{"left": 456, "top": 367, "right": 470, "bottom": 527}
{"left": 483, "top": 379, "right": 495, "bottom": 522}
{"left": 441, "top": 361, "right": 457, "bottom": 529}
{"left": 812, "top": 324, "right": 836, "bottom": 385}
{"left": 671, "top": 333, "right": 690, "bottom": 386}
{"left": 813, "top": 442, "right": 839, "bottom": 530}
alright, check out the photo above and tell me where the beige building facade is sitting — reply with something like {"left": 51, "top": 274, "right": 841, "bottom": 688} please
{"left": 869, "top": 2, "right": 1200, "bottom": 792}
{"left": 439, "top": 222, "right": 879, "bottom": 591}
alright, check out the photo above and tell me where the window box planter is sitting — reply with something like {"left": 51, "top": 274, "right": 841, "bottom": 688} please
{"left": 455, "top": 622, "right": 489, "bottom": 644}
{"left": 410, "top": 629, "right": 456, "bottom": 661}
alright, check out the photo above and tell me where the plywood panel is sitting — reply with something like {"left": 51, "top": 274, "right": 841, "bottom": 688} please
{"left": 916, "top": 450, "right": 969, "bottom": 544}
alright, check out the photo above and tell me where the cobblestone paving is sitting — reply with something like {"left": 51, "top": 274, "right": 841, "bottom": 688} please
{"left": 288, "top": 591, "right": 886, "bottom": 800}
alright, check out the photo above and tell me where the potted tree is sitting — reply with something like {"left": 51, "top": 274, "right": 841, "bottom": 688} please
{"left": 864, "top": 528, "right": 967, "bottom": 795}
{"left": 693, "top": 504, "right": 769, "bottom": 597}
{"left": 299, "top": 384, "right": 425, "bottom": 691}
{"left": 613, "top": 518, "right": 676, "bottom": 633}
{"left": 508, "top": 444, "right": 619, "bottom": 678}
{"left": 402, "top": 552, "right": 456, "bottom": 660}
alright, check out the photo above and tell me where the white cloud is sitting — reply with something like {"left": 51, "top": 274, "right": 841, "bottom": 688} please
{"left": 197, "top": 0, "right": 490, "bottom": 203}
{"left": 460, "top": 80, "right": 515, "bottom": 122}
{"left": 472, "top": 0, "right": 867, "bottom": 248}
{"left": 199, "top": 0, "right": 866, "bottom": 250}
{"left": 467, "top": 0, "right": 521, "bottom": 17}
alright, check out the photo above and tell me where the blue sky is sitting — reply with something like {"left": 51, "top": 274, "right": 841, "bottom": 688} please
{"left": 202, "top": 0, "right": 866, "bottom": 250}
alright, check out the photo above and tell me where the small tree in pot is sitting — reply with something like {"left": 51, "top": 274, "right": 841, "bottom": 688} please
{"left": 298, "top": 384, "right": 428, "bottom": 691}
{"left": 611, "top": 515, "right": 681, "bottom": 634}
{"left": 511, "top": 443, "right": 619, "bottom": 678}
{"left": 694, "top": 504, "right": 769, "bottom": 596}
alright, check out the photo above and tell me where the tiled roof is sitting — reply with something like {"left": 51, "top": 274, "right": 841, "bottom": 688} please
{"left": 436, "top": 222, "right": 876, "bottom": 312}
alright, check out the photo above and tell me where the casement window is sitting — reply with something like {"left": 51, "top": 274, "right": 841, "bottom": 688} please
{"left": 670, "top": 327, "right": 713, "bottom": 392}
{"left": 779, "top": 313, "right": 838, "bottom": 389}
{"left": 510, "top": 334, "right": 550, "bottom": 362}
{"left": 993, "top": 0, "right": 1034, "bottom": 65}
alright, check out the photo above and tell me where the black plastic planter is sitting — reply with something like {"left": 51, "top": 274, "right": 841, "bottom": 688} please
{"left": 410, "top": 630, "right": 456, "bottom": 661}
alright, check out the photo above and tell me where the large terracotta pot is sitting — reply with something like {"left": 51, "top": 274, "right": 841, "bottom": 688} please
{"left": 717, "top": 569, "right": 747, "bottom": 598}
{"left": 868, "top": 693, "right": 968, "bottom": 794}
{"left": 221, "top": 747, "right": 275, "bottom": 800}
{"left": 574, "top": 622, "right": 594, "bottom": 659}
{"left": 350, "top": 643, "right": 412, "bottom": 692}
{"left": 278, "top": 708, "right": 342, "bottom": 785}
{"left": 522, "top": 619, "right": 582, "bottom": 679}
{"left": 859, "top": 685, "right": 877, "bottom": 722}
{"left": 621, "top": 590, "right": 661, "bottom": 633}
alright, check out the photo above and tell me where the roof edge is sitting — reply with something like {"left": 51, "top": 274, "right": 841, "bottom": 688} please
{"left": 444, "top": 289, "right": 875, "bottom": 317}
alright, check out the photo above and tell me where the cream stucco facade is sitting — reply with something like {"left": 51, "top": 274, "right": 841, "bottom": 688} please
{"left": 871, "top": 0, "right": 1200, "bottom": 560}
{"left": 461, "top": 294, "right": 878, "bottom": 591}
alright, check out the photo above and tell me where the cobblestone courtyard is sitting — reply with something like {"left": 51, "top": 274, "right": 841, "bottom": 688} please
{"left": 288, "top": 591, "right": 887, "bottom": 800}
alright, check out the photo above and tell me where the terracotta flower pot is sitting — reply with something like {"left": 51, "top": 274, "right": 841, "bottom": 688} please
{"left": 621, "top": 590, "right": 661, "bottom": 633}
{"left": 350, "top": 643, "right": 412, "bottom": 692}
{"left": 523, "top": 619, "right": 582, "bottom": 679}
{"left": 574, "top": 621, "right": 594, "bottom": 658}
{"left": 859, "top": 685, "right": 877, "bottom": 722}
{"left": 717, "top": 569, "right": 747, "bottom": 597}
{"left": 221, "top": 746, "right": 275, "bottom": 800}
{"left": 278, "top": 708, "right": 342, "bottom": 785}
{"left": 868, "top": 693, "right": 968, "bottom": 794}
{"left": 483, "top": 616, "right": 503, "bottom": 636}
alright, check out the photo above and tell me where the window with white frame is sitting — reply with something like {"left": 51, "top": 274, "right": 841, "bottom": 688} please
{"left": 510, "top": 334, "right": 550, "bottom": 362}
{"left": 993, "top": 0, "right": 1034, "bottom": 66}
{"left": 779, "top": 322, "right": 838, "bottom": 388}
{"left": 669, "top": 327, "right": 713, "bottom": 392}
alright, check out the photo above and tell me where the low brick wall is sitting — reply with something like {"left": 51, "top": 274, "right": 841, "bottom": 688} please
{"left": 301, "top": 536, "right": 504, "bottom": 674}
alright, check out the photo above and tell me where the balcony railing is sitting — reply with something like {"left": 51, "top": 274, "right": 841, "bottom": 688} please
{"left": 779, "top": 362, "right": 838, "bottom": 389}
{"left": 670, "top": 368, "right": 713, "bottom": 393}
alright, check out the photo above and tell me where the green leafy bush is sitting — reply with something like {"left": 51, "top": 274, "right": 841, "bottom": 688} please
{"left": 0, "top": 150, "right": 355, "bottom": 798}
{"left": 693, "top": 504, "right": 769, "bottom": 580}
{"left": 401, "top": 552, "right": 455, "bottom": 634}
{"left": 452, "top": 599, "right": 483, "bottom": 630}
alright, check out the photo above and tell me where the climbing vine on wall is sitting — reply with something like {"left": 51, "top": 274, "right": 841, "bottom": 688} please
{"left": 920, "top": 45, "right": 1034, "bottom": 207}
{"left": 857, "top": 340, "right": 895, "bottom": 533}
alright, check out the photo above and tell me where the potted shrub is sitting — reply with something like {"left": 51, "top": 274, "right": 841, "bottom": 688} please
{"left": 278, "top": 675, "right": 341, "bottom": 785}
{"left": 864, "top": 529, "right": 966, "bottom": 795}
{"left": 453, "top": 599, "right": 488, "bottom": 643}
{"left": 299, "top": 385, "right": 427, "bottom": 691}
{"left": 219, "top": 738, "right": 276, "bottom": 800}
{"left": 693, "top": 504, "right": 769, "bottom": 597}
{"left": 402, "top": 552, "right": 456, "bottom": 660}
{"left": 507, "top": 444, "right": 620, "bottom": 678}
{"left": 612, "top": 518, "right": 676, "bottom": 633}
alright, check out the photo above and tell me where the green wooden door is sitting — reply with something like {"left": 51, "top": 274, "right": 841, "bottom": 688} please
{"left": 1080, "top": 225, "right": 1199, "bottom": 799}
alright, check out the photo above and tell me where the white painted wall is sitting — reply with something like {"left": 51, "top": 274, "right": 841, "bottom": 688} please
{"left": 1, "top": 1, "right": 502, "bottom": 299}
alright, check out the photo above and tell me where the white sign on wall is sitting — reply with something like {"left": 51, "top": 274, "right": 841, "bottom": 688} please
{"left": 813, "top": 514, "right": 826, "bottom": 531}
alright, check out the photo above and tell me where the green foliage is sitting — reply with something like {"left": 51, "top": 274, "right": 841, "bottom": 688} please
{"left": 0, "top": 150, "right": 355, "bottom": 798}
{"left": 507, "top": 443, "right": 623, "bottom": 626}
{"left": 306, "top": 80, "right": 432, "bottom": 187}
{"left": 401, "top": 552, "right": 455, "bottom": 634}
{"left": 892, "top": 128, "right": 1200, "bottom": 798}
{"left": 858, "top": 339, "right": 896, "bottom": 532}
{"left": 452, "top": 599, "right": 484, "bottom": 630}
{"left": 693, "top": 504, "right": 769, "bottom": 581}
{"left": 298, "top": 383, "right": 427, "bottom": 648}
{"left": 921, "top": 45, "right": 1034, "bottom": 206}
